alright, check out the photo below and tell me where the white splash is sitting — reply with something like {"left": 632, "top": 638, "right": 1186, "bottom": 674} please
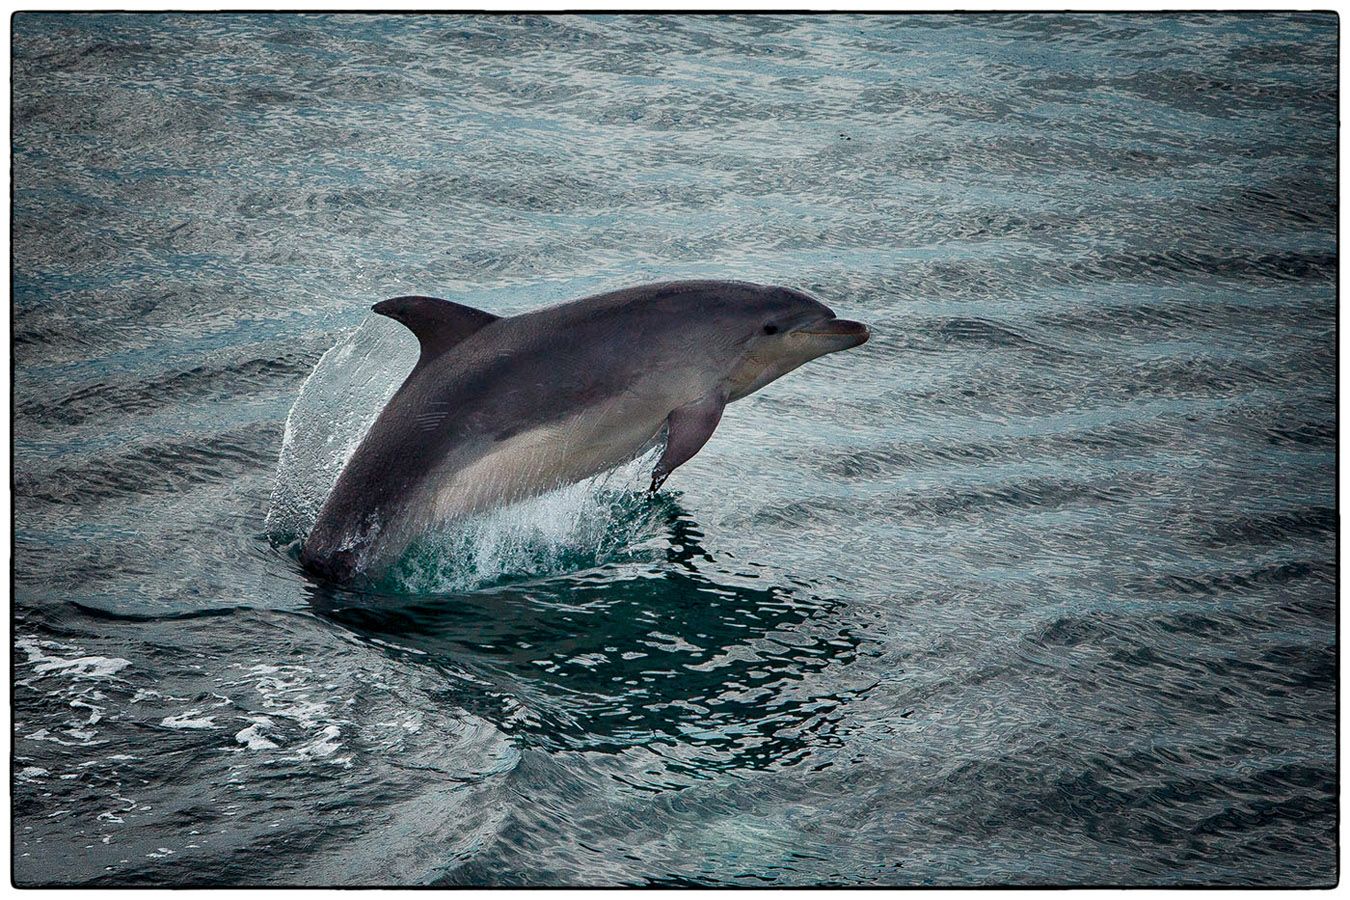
{"left": 224, "top": 664, "right": 347, "bottom": 762}
{"left": 265, "top": 315, "right": 417, "bottom": 543}
{"left": 17, "top": 638, "right": 130, "bottom": 681}
{"left": 160, "top": 713, "right": 219, "bottom": 730}
{"left": 234, "top": 718, "right": 280, "bottom": 751}
{"left": 385, "top": 448, "right": 665, "bottom": 594}
{"left": 281, "top": 724, "right": 343, "bottom": 762}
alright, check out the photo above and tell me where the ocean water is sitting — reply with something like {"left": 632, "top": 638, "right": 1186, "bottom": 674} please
{"left": 11, "top": 12, "right": 1337, "bottom": 887}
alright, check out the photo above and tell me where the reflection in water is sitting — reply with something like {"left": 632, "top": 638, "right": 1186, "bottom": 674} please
{"left": 308, "top": 505, "right": 869, "bottom": 780}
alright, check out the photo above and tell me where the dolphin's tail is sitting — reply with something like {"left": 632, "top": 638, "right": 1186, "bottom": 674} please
{"left": 299, "top": 541, "right": 360, "bottom": 585}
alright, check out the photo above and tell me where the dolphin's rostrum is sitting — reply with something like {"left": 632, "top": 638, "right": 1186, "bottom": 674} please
{"left": 299, "top": 280, "right": 869, "bottom": 583}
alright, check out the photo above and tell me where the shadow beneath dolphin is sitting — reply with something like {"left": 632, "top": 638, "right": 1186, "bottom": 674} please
{"left": 304, "top": 500, "right": 870, "bottom": 781}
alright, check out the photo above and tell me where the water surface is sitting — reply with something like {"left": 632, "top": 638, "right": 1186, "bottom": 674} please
{"left": 12, "top": 12, "right": 1337, "bottom": 886}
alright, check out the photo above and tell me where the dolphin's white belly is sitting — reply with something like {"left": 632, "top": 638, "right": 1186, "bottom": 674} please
{"left": 424, "top": 402, "right": 668, "bottom": 525}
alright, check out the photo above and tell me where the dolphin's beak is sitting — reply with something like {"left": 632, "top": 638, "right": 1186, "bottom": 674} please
{"left": 795, "top": 317, "right": 871, "bottom": 351}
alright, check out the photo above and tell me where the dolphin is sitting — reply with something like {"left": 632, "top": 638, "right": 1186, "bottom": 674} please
{"left": 298, "top": 279, "right": 869, "bottom": 583}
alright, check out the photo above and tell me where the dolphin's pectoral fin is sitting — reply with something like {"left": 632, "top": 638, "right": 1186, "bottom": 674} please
{"left": 372, "top": 295, "right": 501, "bottom": 370}
{"left": 650, "top": 395, "right": 726, "bottom": 493}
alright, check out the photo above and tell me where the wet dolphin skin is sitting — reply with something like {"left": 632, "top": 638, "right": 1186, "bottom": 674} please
{"left": 300, "top": 280, "right": 869, "bottom": 583}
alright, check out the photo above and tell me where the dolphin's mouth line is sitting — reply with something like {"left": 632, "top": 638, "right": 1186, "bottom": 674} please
{"left": 794, "top": 318, "right": 871, "bottom": 341}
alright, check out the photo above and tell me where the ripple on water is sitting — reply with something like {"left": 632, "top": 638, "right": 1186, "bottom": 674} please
{"left": 11, "top": 10, "right": 1337, "bottom": 888}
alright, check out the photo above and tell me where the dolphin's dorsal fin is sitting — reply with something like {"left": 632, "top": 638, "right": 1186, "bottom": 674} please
{"left": 372, "top": 295, "right": 500, "bottom": 369}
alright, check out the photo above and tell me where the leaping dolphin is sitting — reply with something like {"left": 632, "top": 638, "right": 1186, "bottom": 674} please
{"left": 299, "top": 280, "right": 870, "bottom": 583}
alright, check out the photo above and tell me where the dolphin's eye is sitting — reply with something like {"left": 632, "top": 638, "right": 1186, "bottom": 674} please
{"left": 763, "top": 323, "right": 779, "bottom": 335}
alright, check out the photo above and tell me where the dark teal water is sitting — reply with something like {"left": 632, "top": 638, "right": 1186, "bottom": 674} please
{"left": 12, "top": 12, "right": 1337, "bottom": 886}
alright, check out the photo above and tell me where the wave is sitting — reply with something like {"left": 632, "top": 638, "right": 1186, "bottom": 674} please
{"left": 15, "top": 421, "right": 279, "bottom": 507}
{"left": 18, "top": 349, "right": 320, "bottom": 427}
